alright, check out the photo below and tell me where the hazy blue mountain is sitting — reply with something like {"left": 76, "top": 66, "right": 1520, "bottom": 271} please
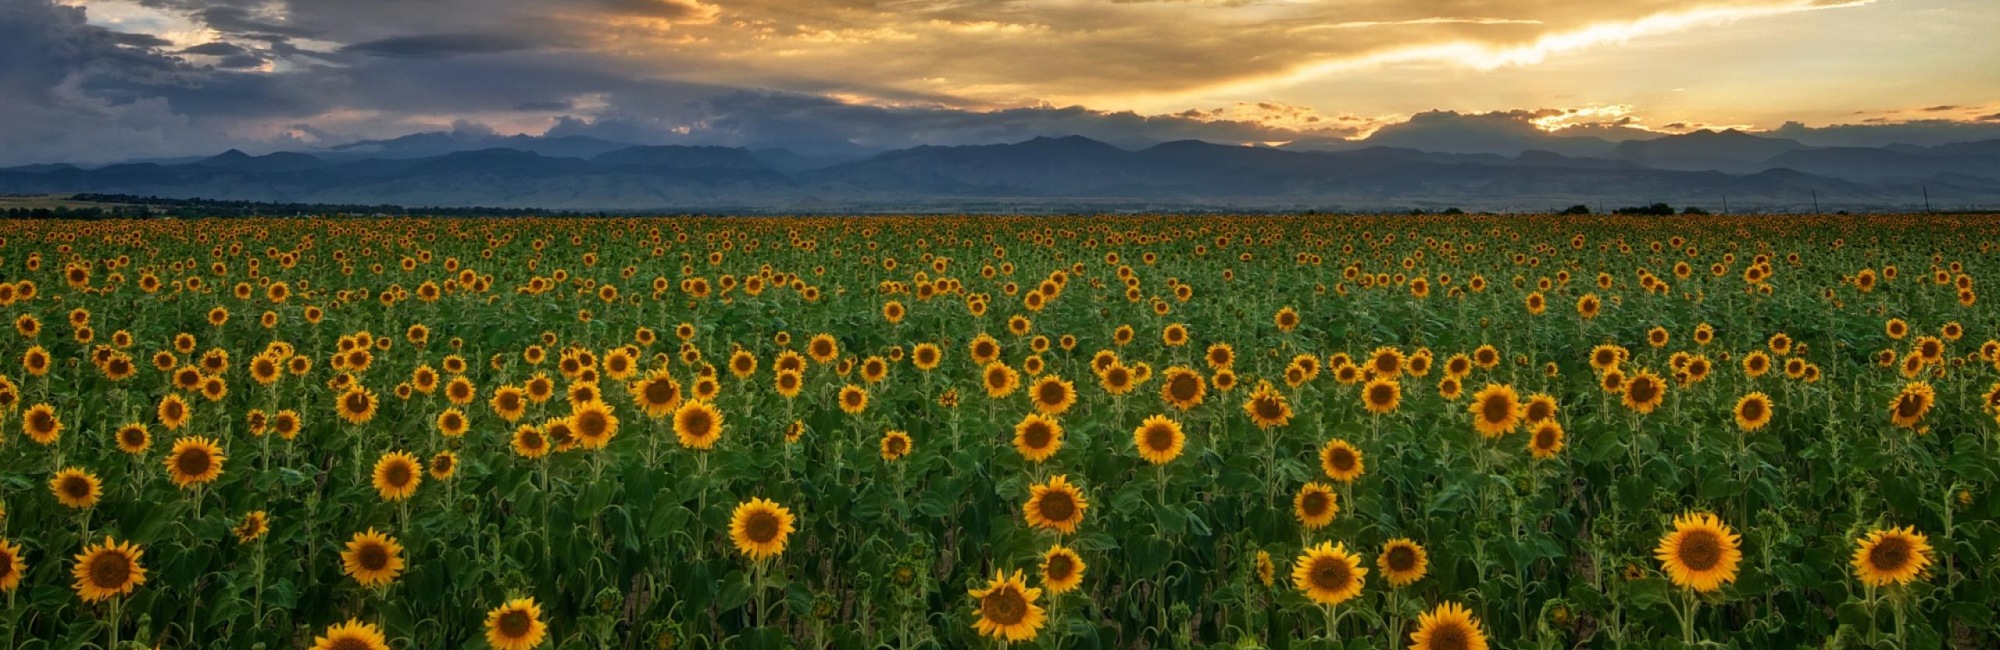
{"left": 1609, "top": 129, "right": 1810, "bottom": 172}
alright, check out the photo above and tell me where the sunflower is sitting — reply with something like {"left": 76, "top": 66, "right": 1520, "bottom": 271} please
{"left": 1742, "top": 351, "right": 1772, "bottom": 377}
{"left": 513, "top": 424, "right": 550, "bottom": 459}
{"left": 1523, "top": 393, "right": 1558, "bottom": 423}
{"left": 341, "top": 528, "right": 406, "bottom": 587}
{"left": 233, "top": 510, "right": 270, "bottom": 543}
{"left": 1024, "top": 475, "right": 1089, "bottom": 534}
{"left": 445, "top": 376, "right": 477, "bottom": 405}
{"left": 1030, "top": 544, "right": 1086, "bottom": 595}
{"left": 1852, "top": 526, "right": 1933, "bottom": 587}
{"left": 1013, "top": 412, "right": 1064, "bottom": 463}
{"left": 839, "top": 384, "right": 870, "bottom": 414}
{"left": 310, "top": 619, "right": 389, "bottom": 650}
{"left": 1319, "top": 439, "right": 1365, "bottom": 483}
{"left": 1133, "top": 414, "right": 1185, "bottom": 465}
{"left": 1527, "top": 421, "right": 1565, "bottom": 459}
{"left": 1098, "top": 363, "right": 1136, "bottom": 396}
{"left": 372, "top": 451, "right": 422, "bottom": 501}
{"left": 970, "top": 569, "right": 1045, "bottom": 641}
{"left": 1293, "top": 482, "right": 1339, "bottom": 530}
{"left": 490, "top": 385, "right": 528, "bottom": 422}
{"left": 1655, "top": 512, "right": 1742, "bottom": 592}
{"left": 1024, "top": 375, "right": 1076, "bottom": 415}
{"left": 1378, "top": 539, "right": 1429, "bottom": 587}
{"left": 71, "top": 536, "right": 146, "bottom": 602}
{"left": 435, "top": 408, "right": 469, "bottom": 438}
{"left": 23, "top": 403, "right": 61, "bottom": 445}
{"left": 336, "top": 385, "right": 379, "bottom": 425}
{"left": 1255, "top": 550, "right": 1276, "bottom": 587}
{"left": 1159, "top": 366, "right": 1206, "bottom": 411}
{"left": 273, "top": 410, "right": 302, "bottom": 440}
{"left": 1733, "top": 393, "right": 1774, "bottom": 431}
{"left": 485, "top": 598, "right": 549, "bottom": 650}
{"left": 1205, "top": 342, "right": 1236, "bottom": 369}
{"left": 166, "top": 436, "right": 225, "bottom": 488}
{"left": 1409, "top": 602, "right": 1488, "bottom": 650}
{"left": 1468, "top": 384, "right": 1521, "bottom": 438}
{"left": 559, "top": 400, "right": 615, "bottom": 450}
{"left": 1361, "top": 377, "right": 1401, "bottom": 414}
{"left": 1889, "top": 382, "right": 1935, "bottom": 429}
{"left": 51, "top": 467, "right": 103, "bottom": 509}
{"left": 429, "top": 451, "right": 458, "bottom": 480}
{"left": 673, "top": 399, "right": 723, "bottom": 450}
{"left": 115, "top": 423, "right": 151, "bottom": 454}
{"left": 1621, "top": 369, "right": 1667, "bottom": 414}
{"left": 808, "top": 333, "right": 840, "bottom": 363}
{"left": 1243, "top": 381, "right": 1293, "bottom": 429}
{"left": 880, "top": 430, "right": 913, "bottom": 460}
{"left": 729, "top": 497, "right": 796, "bottom": 560}
{"left": 1292, "top": 541, "right": 1366, "bottom": 605}
{"left": 0, "top": 539, "right": 23, "bottom": 593}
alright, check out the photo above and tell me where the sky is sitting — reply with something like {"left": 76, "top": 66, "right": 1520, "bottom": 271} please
{"left": 4, "top": 0, "right": 1999, "bottom": 164}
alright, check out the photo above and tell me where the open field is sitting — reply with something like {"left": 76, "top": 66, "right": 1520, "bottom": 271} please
{"left": 0, "top": 214, "right": 1996, "bottom": 649}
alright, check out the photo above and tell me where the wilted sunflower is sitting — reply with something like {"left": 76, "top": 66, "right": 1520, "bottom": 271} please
{"left": 485, "top": 598, "right": 548, "bottom": 650}
{"left": 233, "top": 510, "right": 270, "bottom": 543}
{"left": 23, "top": 403, "right": 61, "bottom": 445}
{"left": 1243, "top": 381, "right": 1293, "bottom": 429}
{"left": 310, "top": 619, "right": 389, "bottom": 650}
{"left": 341, "top": 528, "right": 406, "bottom": 588}
{"left": 372, "top": 451, "right": 422, "bottom": 501}
{"left": 880, "top": 430, "right": 913, "bottom": 460}
{"left": 1852, "top": 526, "right": 1932, "bottom": 587}
{"left": 729, "top": 497, "right": 796, "bottom": 560}
{"left": 71, "top": 536, "right": 146, "bottom": 602}
{"left": 1133, "top": 415, "right": 1185, "bottom": 465}
{"left": 1527, "top": 420, "right": 1565, "bottom": 459}
{"left": 166, "top": 436, "right": 225, "bottom": 488}
{"left": 1655, "top": 512, "right": 1742, "bottom": 592}
{"left": 1040, "top": 544, "right": 1085, "bottom": 594}
{"left": 1621, "top": 369, "right": 1667, "bottom": 414}
{"left": 1024, "top": 475, "right": 1089, "bottom": 534}
{"left": 51, "top": 467, "right": 102, "bottom": 509}
{"left": 674, "top": 399, "right": 723, "bottom": 450}
{"left": 1292, "top": 541, "right": 1366, "bottom": 605}
{"left": 1378, "top": 539, "right": 1429, "bottom": 587}
{"left": 969, "top": 569, "right": 1045, "bottom": 642}
{"left": 1293, "top": 482, "right": 1339, "bottom": 530}
{"left": 1319, "top": 439, "right": 1365, "bottom": 483}
{"left": 1361, "top": 377, "right": 1401, "bottom": 415}
{"left": 1409, "top": 602, "right": 1489, "bottom": 650}
{"left": 336, "top": 385, "right": 379, "bottom": 425}
{"left": 1469, "top": 384, "right": 1522, "bottom": 438}
{"left": 1889, "top": 382, "right": 1935, "bottom": 429}
{"left": 1013, "top": 412, "right": 1064, "bottom": 463}
{"left": 0, "top": 539, "right": 23, "bottom": 593}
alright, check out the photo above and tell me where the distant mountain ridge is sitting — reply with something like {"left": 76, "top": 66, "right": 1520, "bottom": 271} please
{"left": 4, "top": 131, "right": 1998, "bottom": 211}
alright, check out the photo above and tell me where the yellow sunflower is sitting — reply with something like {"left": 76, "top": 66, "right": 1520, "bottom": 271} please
{"left": 1024, "top": 475, "right": 1089, "bottom": 534}
{"left": 1889, "top": 382, "right": 1935, "bottom": 429}
{"left": 1655, "top": 512, "right": 1742, "bottom": 592}
{"left": 1243, "top": 381, "right": 1293, "bottom": 429}
{"left": 513, "top": 424, "right": 551, "bottom": 459}
{"left": 629, "top": 369, "right": 682, "bottom": 418}
{"left": 0, "top": 539, "right": 24, "bottom": 593}
{"left": 839, "top": 384, "right": 870, "bottom": 414}
{"left": 1733, "top": 393, "right": 1774, "bottom": 431}
{"left": 1621, "top": 369, "right": 1667, "bottom": 414}
{"left": 729, "top": 497, "right": 797, "bottom": 560}
{"left": 1378, "top": 539, "right": 1429, "bottom": 587}
{"left": 1468, "top": 384, "right": 1521, "bottom": 438}
{"left": 1293, "top": 482, "right": 1339, "bottom": 530}
{"left": 335, "top": 385, "right": 379, "bottom": 425}
{"left": 1133, "top": 414, "right": 1186, "bottom": 465}
{"left": 1159, "top": 366, "right": 1206, "bottom": 411}
{"left": 51, "top": 468, "right": 102, "bottom": 509}
{"left": 880, "top": 430, "right": 913, "bottom": 460}
{"left": 166, "top": 436, "right": 225, "bottom": 488}
{"left": 1527, "top": 421, "right": 1565, "bottom": 459}
{"left": 341, "top": 528, "right": 406, "bottom": 588}
{"left": 489, "top": 385, "right": 528, "bottom": 422}
{"left": 1028, "top": 375, "right": 1077, "bottom": 415}
{"left": 572, "top": 400, "right": 620, "bottom": 449}
{"left": 1292, "top": 541, "right": 1366, "bottom": 605}
{"left": 233, "top": 511, "right": 270, "bottom": 543}
{"left": 1409, "top": 602, "right": 1488, "bottom": 650}
{"left": 371, "top": 451, "right": 422, "bottom": 501}
{"left": 970, "top": 569, "right": 1046, "bottom": 642}
{"left": 673, "top": 399, "right": 723, "bottom": 450}
{"left": 485, "top": 598, "right": 549, "bottom": 650}
{"left": 71, "top": 536, "right": 146, "bottom": 602}
{"left": 435, "top": 408, "right": 469, "bottom": 438}
{"left": 1319, "top": 439, "right": 1365, "bottom": 483}
{"left": 310, "top": 619, "right": 389, "bottom": 650}
{"left": 1361, "top": 377, "right": 1401, "bottom": 414}
{"left": 156, "top": 393, "right": 192, "bottom": 430}
{"left": 1852, "top": 526, "right": 1932, "bottom": 587}
{"left": 23, "top": 403, "right": 61, "bottom": 445}
{"left": 1012, "top": 412, "right": 1064, "bottom": 463}
{"left": 1040, "top": 544, "right": 1086, "bottom": 594}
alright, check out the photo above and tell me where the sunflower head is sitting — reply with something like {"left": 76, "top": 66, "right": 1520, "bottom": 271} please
{"left": 1293, "top": 482, "right": 1338, "bottom": 530}
{"left": 1378, "top": 539, "right": 1429, "bottom": 587}
{"left": 1410, "top": 602, "right": 1489, "bottom": 650}
{"left": 970, "top": 569, "right": 1046, "bottom": 642}
{"left": 166, "top": 436, "right": 226, "bottom": 488}
{"left": 1469, "top": 384, "right": 1522, "bottom": 438}
{"left": 1853, "top": 526, "right": 1933, "bottom": 587}
{"left": 880, "top": 430, "right": 913, "bottom": 461}
{"left": 1291, "top": 541, "right": 1366, "bottom": 605}
{"left": 673, "top": 399, "right": 724, "bottom": 450}
{"left": 371, "top": 451, "right": 422, "bottom": 501}
{"left": 1013, "top": 413, "right": 1064, "bottom": 463}
{"left": 1133, "top": 415, "right": 1185, "bottom": 466}
{"left": 312, "top": 619, "right": 390, "bottom": 650}
{"left": 1654, "top": 512, "right": 1742, "bottom": 593}
{"left": 729, "top": 497, "right": 796, "bottom": 560}
{"left": 1319, "top": 439, "right": 1365, "bottom": 483}
{"left": 341, "top": 528, "right": 405, "bottom": 588}
{"left": 71, "top": 536, "right": 146, "bottom": 602}
{"left": 1024, "top": 475, "right": 1088, "bottom": 534}
{"left": 1040, "top": 545, "right": 1086, "bottom": 594}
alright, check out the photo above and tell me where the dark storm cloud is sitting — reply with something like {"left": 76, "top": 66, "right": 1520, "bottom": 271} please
{"left": 342, "top": 33, "right": 542, "bottom": 58}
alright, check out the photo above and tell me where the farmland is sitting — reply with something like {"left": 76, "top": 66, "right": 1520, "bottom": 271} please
{"left": 0, "top": 214, "right": 1996, "bottom": 650}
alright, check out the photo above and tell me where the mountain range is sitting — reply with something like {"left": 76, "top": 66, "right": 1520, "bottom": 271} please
{"left": 4, "top": 130, "right": 1998, "bottom": 212}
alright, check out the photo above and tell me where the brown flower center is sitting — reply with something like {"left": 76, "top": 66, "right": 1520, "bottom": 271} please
{"left": 1868, "top": 536, "right": 1913, "bottom": 572}
{"left": 1676, "top": 530, "right": 1722, "bottom": 571}
{"left": 981, "top": 586, "right": 1028, "bottom": 625}
{"left": 1310, "top": 556, "right": 1352, "bottom": 591}
{"left": 498, "top": 610, "right": 534, "bottom": 638}
{"left": 87, "top": 551, "right": 131, "bottom": 589}
{"left": 176, "top": 449, "right": 212, "bottom": 477}
{"left": 1038, "top": 490, "right": 1077, "bottom": 522}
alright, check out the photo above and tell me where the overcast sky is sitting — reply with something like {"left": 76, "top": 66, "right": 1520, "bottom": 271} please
{"left": 4, "top": 0, "right": 1998, "bottom": 164}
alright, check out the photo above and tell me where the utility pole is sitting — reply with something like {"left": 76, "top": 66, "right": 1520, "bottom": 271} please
{"left": 1811, "top": 190, "right": 1818, "bottom": 214}
{"left": 1722, "top": 192, "right": 1729, "bottom": 215}
{"left": 1923, "top": 185, "right": 1932, "bottom": 212}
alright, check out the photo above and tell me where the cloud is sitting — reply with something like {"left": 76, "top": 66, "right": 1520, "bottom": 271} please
{"left": 342, "top": 33, "right": 543, "bottom": 58}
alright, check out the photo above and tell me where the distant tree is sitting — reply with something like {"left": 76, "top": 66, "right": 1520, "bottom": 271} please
{"left": 1613, "top": 203, "right": 1675, "bottom": 216}
{"left": 1441, "top": 207, "right": 1465, "bottom": 215}
{"left": 1681, "top": 206, "right": 1709, "bottom": 215}
{"left": 1560, "top": 204, "right": 1591, "bottom": 215}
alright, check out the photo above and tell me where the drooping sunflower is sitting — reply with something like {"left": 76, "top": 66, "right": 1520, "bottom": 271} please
{"left": 1293, "top": 482, "right": 1339, "bottom": 530}
{"left": 166, "top": 436, "right": 225, "bottom": 488}
{"left": 1733, "top": 392, "right": 1774, "bottom": 431}
{"left": 1527, "top": 420, "right": 1565, "bottom": 459}
{"left": 23, "top": 403, "right": 61, "bottom": 445}
{"left": 1040, "top": 544, "right": 1085, "bottom": 594}
{"left": 1024, "top": 475, "right": 1089, "bottom": 534}
{"left": 673, "top": 399, "right": 723, "bottom": 450}
{"left": 880, "top": 430, "right": 913, "bottom": 460}
{"left": 1654, "top": 512, "right": 1742, "bottom": 592}
{"left": 1378, "top": 539, "right": 1429, "bottom": 587}
{"left": 485, "top": 598, "right": 549, "bottom": 650}
{"left": 1621, "top": 369, "right": 1667, "bottom": 414}
{"left": 310, "top": 619, "right": 390, "bottom": 650}
{"left": 1852, "top": 526, "right": 1933, "bottom": 587}
{"left": 1243, "top": 381, "right": 1293, "bottom": 429}
{"left": 0, "top": 539, "right": 24, "bottom": 593}
{"left": 1013, "top": 412, "right": 1064, "bottom": 463}
{"left": 969, "top": 569, "right": 1046, "bottom": 642}
{"left": 233, "top": 510, "right": 270, "bottom": 543}
{"left": 341, "top": 528, "right": 406, "bottom": 588}
{"left": 336, "top": 385, "right": 379, "bottom": 425}
{"left": 729, "top": 497, "right": 797, "bottom": 560}
{"left": 1468, "top": 384, "right": 1521, "bottom": 438}
{"left": 1291, "top": 541, "right": 1367, "bottom": 605}
{"left": 1361, "top": 377, "right": 1401, "bottom": 415}
{"left": 1133, "top": 414, "right": 1185, "bottom": 465}
{"left": 568, "top": 400, "right": 619, "bottom": 450}
{"left": 1409, "top": 602, "right": 1489, "bottom": 650}
{"left": 72, "top": 536, "right": 146, "bottom": 602}
{"left": 1889, "top": 381, "right": 1935, "bottom": 429}
{"left": 1320, "top": 439, "right": 1365, "bottom": 483}
{"left": 371, "top": 451, "right": 422, "bottom": 501}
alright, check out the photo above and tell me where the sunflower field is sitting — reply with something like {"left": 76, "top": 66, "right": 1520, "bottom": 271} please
{"left": 0, "top": 214, "right": 1997, "bottom": 650}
